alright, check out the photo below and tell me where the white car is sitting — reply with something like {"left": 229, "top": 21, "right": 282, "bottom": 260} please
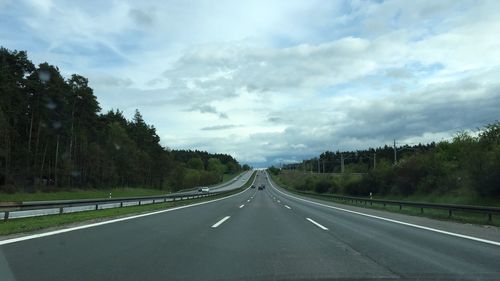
{"left": 200, "top": 187, "right": 209, "bottom": 192}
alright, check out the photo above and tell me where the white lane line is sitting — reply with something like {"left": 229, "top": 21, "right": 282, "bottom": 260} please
{"left": 239, "top": 204, "right": 245, "bottom": 208}
{"left": 0, "top": 172, "right": 258, "bottom": 246}
{"left": 247, "top": 199, "right": 250, "bottom": 202}
{"left": 277, "top": 200, "right": 281, "bottom": 203}
{"left": 284, "top": 205, "right": 291, "bottom": 209}
{"left": 212, "top": 216, "right": 231, "bottom": 228}
{"left": 306, "top": 218, "right": 329, "bottom": 230}
{"left": 267, "top": 175, "right": 500, "bottom": 247}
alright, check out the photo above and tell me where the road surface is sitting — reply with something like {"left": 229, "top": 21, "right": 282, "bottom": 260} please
{"left": 1, "top": 170, "right": 499, "bottom": 280}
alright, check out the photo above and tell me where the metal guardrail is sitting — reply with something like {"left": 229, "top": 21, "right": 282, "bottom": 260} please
{"left": 266, "top": 173, "right": 500, "bottom": 222}
{"left": 0, "top": 189, "right": 228, "bottom": 221}
{"left": 293, "top": 190, "right": 500, "bottom": 221}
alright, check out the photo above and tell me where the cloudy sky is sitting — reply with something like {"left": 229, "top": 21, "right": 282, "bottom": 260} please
{"left": 1, "top": 0, "right": 500, "bottom": 167}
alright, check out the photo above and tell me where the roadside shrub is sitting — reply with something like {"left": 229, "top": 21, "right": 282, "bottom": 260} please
{"left": 369, "top": 160, "right": 394, "bottom": 195}
{"left": 475, "top": 146, "right": 500, "bottom": 196}
{"left": 343, "top": 176, "right": 370, "bottom": 196}
{"left": 182, "top": 169, "right": 200, "bottom": 188}
{"left": 297, "top": 177, "right": 315, "bottom": 191}
{"left": 315, "top": 179, "right": 331, "bottom": 193}
{"left": 391, "top": 156, "right": 428, "bottom": 196}
{"left": 329, "top": 179, "right": 341, "bottom": 194}
{"left": 268, "top": 166, "right": 280, "bottom": 176}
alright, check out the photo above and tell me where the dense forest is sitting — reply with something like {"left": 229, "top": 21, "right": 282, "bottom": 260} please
{"left": 0, "top": 47, "right": 246, "bottom": 193}
{"left": 272, "top": 122, "right": 500, "bottom": 198}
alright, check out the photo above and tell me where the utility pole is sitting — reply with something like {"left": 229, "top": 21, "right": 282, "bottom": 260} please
{"left": 317, "top": 158, "right": 320, "bottom": 173}
{"left": 393, "top": 139, "right": 397, "bottom": 165}
{"left": 373, "top": 152, "right": 376, "bottom": 170}
{"left": 54, "top": 135, "right": 60, "bottom": 186}
{"left": 322, "top": 161, "right": 325, "bottom": 173}
{"left": 341, "top": 153, "right": 345, "bottom": 173}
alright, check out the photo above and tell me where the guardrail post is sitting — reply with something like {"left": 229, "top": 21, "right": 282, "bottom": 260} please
{"left": 120, "top": 202, "right": 123, "bottom": 208}
{"left": 448, "top": 209, "right": 452, "bottom": 218}
{"left": 421, "top": 207, "right": 424, "bottom": 214}
{"left": 488, "top": 213, "right": 492, "bottom": 222}
{"left": 139, "top": 201, "right": 142, "bottom": 206}
{"left": 95, "top": 204, "right": 99, "bottom": 210}
{"left": 4, "top": 211, "right": 9, "bottom": 221}
{"left": 399, "top": 204, "right": 402, "bottom": 210}
{"left": 59, "top": 207, "right": 63, "bottom": 214}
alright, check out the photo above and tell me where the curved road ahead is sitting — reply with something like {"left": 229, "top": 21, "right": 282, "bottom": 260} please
{"left": 1, "top": 170, "right": 499, "bottom": 280}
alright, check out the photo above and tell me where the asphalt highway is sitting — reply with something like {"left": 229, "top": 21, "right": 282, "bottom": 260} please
{"left": 1, "top": 170, "right": 499, "bottom": 280}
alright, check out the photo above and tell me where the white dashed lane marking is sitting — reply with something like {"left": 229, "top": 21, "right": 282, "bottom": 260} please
{"left": 306, "top": 218, "right": 329, "bottom": 230}
{"left": 212, "top": 216, "right": 231, "bottom": 228}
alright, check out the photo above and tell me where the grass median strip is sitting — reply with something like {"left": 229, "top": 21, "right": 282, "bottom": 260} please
{"left": 0, "top": 172, "right": 256, "bottom": 237}
{"left": 0, "top": 173, "right": 246, "bottom": 203}
{"left": 0, "top": 188, "right": 167, "bottom": 202}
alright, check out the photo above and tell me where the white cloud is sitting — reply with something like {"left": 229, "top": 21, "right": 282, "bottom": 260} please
{"left": 2, "top": 0, "right": 500, "bottom": 166}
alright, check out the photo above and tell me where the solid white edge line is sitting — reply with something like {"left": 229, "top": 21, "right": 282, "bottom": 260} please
{"left": 0, "top": 171, "right": 257, "bottom": 246}
{"left": 306, "top": 218, "right": 329, "bottom": 230}
{"left": 211, "top": 216, "right": 231, "bottom": 228}
{"left": 284, "top": 205, "right": 291, "bottom": 209}
{"left": 266, "top": 173, "right": 500, "bottom": 247}
{"left": 239, "top": 204, "right": 245, "bottom": 208}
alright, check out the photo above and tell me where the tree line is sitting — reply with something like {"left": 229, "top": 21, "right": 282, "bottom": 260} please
{"left": 0, "top": 47, "right": 245, "bottom": 193}
{"left": 273, "top": 123, "right": 500, "bottom": 198}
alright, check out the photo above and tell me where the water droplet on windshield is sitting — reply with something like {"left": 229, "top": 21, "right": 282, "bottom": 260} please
{"left": 52, "top": 121, "right": 61, "bottom": 129}
{"left": 46, "top": 101, "right": 56, "bottom": 110}
{"left": 38, "top": 70, "right": 51, "bottom": 83}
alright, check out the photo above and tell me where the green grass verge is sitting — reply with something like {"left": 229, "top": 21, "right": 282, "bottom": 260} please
{"left": 371, "top": 193, "right": 500, "bottom": 207}
{"left": 0, "top": 171, "right": 256, "bottom": 237}
{"left": 0, "top": 187, "right": 167, "bottom": 203}
{"left": 269, "top": 173, "right": 500, "bottom": 226}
